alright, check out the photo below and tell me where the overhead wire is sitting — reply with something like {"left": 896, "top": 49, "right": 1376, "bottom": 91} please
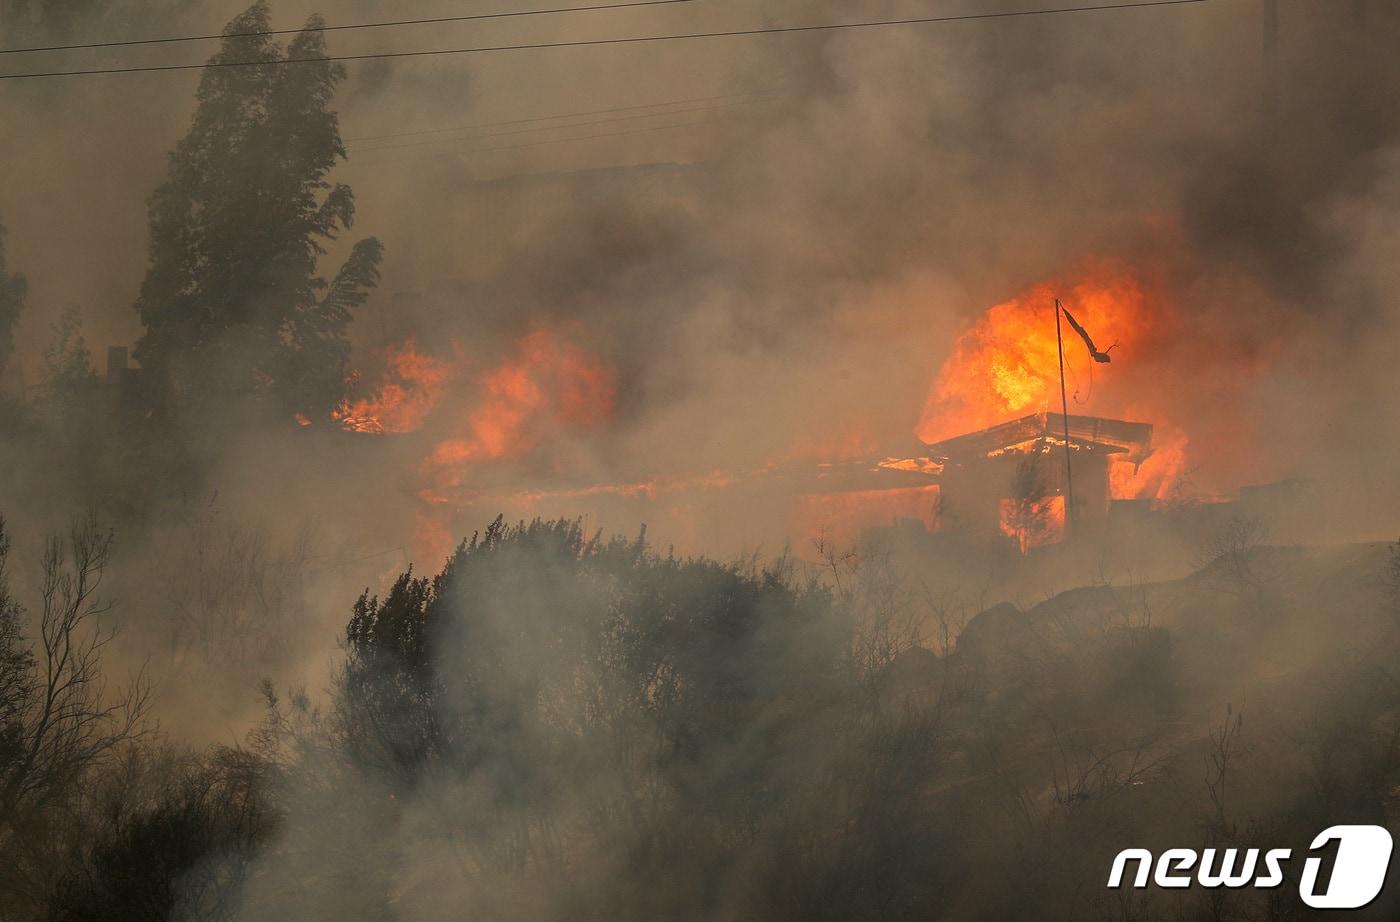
{"left": 0, "top": 0, "right": 700, "bottom": 56}
{"left": 0, "top": 1, "right": 1213, "bottom": 81}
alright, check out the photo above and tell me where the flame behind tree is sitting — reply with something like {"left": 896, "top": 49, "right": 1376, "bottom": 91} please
{"left": 419, "top": 329, "right": 617, "bottom": 503}
{"left": 410, "top": 330, "right": 614, "bottom": 561}
{"left": 333, "top": 339, "right": 455, "bottom": 435}
{"left": 132, "top": 1, "right": 382, "bottom": 419}
{"left": 334, "top": 328, "right": 617, "bottom": 561}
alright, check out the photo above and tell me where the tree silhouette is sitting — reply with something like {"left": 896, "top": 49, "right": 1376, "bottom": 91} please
{"left": 133, "top": 1, "right": 382, "bottom": 419}
{"left": 0, "top": 516, "right": 150, "bottom": 834}
{"left": 37, "top": 305, "right": 96, "bottom": 408}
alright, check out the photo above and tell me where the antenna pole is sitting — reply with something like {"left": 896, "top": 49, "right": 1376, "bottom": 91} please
{"left": 1055, "top": 298, "right": 1075, "bottom": 535}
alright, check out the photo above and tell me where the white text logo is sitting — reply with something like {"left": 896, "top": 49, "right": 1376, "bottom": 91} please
{"left": 1107, "top": 826, "right": 1393, "bottom": 910}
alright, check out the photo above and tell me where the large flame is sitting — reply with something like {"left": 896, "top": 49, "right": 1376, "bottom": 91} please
{"left": 917, "top": 270, "right": 1162, "bottom": 445}
{"left": 915, "top": 266, "right": 1204, "bottom": 505}
{"left": 333, "top": 338, "right": 455, "bottom": 434}
{"left": 419, "top": 329, "right": 616, "bottom": 499}
{"left": 332, "top": 328, "right": 617, "bottom": 562}
{"left": 339, "top": 263, "right": 1254, "bottom": 563}
{"left": 412, "top": 330, "right": 616, "bottom": 558}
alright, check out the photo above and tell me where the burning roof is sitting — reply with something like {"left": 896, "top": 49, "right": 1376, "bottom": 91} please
{"left": 924, "top": 412, "right": 1154, "bottom": 466}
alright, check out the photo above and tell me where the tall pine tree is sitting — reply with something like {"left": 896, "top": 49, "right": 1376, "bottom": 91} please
{"left": 134, "top": 1, "right": 382, "bottom": 418}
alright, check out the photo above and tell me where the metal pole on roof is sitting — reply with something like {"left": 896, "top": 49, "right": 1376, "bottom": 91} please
{"left": 1055, "top": 298, "right": 1075, "bottom": 535}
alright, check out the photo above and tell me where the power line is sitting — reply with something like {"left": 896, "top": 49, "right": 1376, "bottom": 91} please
{"left": 0, "top": 0, "right": 699, "bottom": 56}
{"left": 0, "top": 1, "right": 1213, "bottom": 81}
{"left": 342, "top": 91, "right": 776, "bottom": 144}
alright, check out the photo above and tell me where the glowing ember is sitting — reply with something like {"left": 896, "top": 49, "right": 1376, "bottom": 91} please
{"left": 878, "top": 457, "right": 943, "bottom": 475}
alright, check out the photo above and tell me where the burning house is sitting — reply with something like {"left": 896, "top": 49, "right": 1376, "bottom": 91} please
{"left": 925, "top": 412, "right": 1153, "bottom": 550}
{"left": 790, "top": 411, "right": 1154, "bottom": 553}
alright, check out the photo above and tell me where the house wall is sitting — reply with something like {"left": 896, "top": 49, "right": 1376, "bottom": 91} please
{"left": 939, "top": 450, "right": 1111, "bottom": 541}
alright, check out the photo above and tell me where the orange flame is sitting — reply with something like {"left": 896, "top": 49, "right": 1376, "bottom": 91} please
{"left": 1110, "top": 424, "right": 1188, "bottom": 503}
{"left": 334, "top": 338, "right": 454, "bottom": 434}
{"left": 409, "top": 329, "right": 617, "bottom": 559}
{"left": 917, "top": 270, "right": 1160, "bottom": 445}
{"left": 913, "top": 266, "right": 1211, "bottom": 506}
{"left": 421, "top": 330, "right": 615, "bottom": 490}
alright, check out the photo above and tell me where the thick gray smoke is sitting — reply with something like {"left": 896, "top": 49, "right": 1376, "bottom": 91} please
{"left": 0, "top": 0, "right": 1392, "bottom": 714}
{"left": 2, "top": 2, "right": 1400, "bottom": 918}
{"left": 0, "top": 0, "right": 1396, "bottom": 704}
{"left": 4, "top": 2, "right": 1398, "bottom": 515}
